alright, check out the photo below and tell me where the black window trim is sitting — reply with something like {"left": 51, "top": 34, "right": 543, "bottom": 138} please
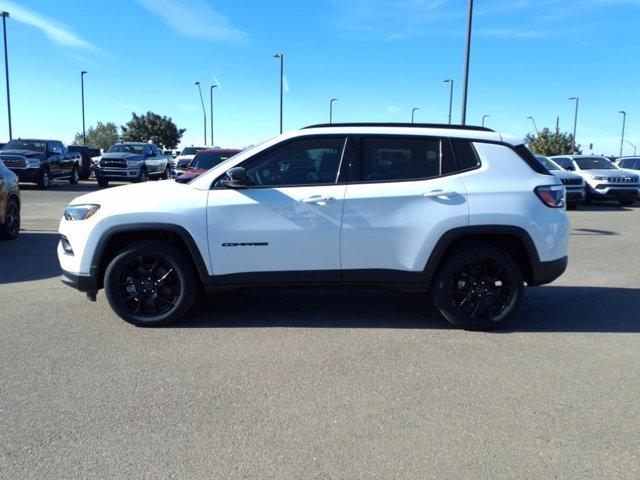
{"left": 345, "top": 134, "right": 482, "bottom": 185}
{"left": 211, "top": 134, "right": 350, "bottom": 190}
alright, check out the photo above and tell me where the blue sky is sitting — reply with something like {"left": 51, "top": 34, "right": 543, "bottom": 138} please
{"left": 0, "top": 0, "right": 639, "bottom": 154}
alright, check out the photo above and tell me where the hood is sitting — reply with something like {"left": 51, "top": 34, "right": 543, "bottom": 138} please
{"left": 0, "top": 149, "right": 44, "bottom": 157}
{"left": 177, "top": 168, "right": 206, "bottom": 182}
{"left": 101, "top": 152, "right": 145, "bottom": 160}
{"left": 176, "top": 154, "right": 196, "bottom": 161}
{"left": 552, "top": 170, "right": 582, "bottom": 181}
{"left": 581, "top": 169, "right": 636, "bottom": 178}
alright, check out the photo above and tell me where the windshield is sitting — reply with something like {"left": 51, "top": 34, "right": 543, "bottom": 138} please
{"left": 3, "top": 139, "right": 46, "bottom": 152}
{"left": 191, "top": 151, "right": 238, "bottom": 170}
{"left": 108, "top": 144, "right": 146, "bottom": 154}
{"left": 535, "top": 155, "right": 560, "bottom": 171}
{"left": 181, "top": 147, "right": 204, "bottom": 156}
{"left": 574, "top": 157, "right": 617, "bottom": 170}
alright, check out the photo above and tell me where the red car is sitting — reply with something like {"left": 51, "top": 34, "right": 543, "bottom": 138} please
{"left": 177, "top": 148, "right": 242, "bottom": 182}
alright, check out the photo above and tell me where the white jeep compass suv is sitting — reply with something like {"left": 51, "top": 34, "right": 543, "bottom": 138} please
{"left": 58, "top": 123, "right": 569, "bottom": 330}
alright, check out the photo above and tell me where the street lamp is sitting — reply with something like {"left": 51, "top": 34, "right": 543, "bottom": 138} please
{"left": 1, "top": 11, "right": 11, "bottom": 140}
{"left": 569, "top": 97, "right": 579, "bottom": 153}
{"left": 526, "top": 116, "right": 539, "bottom": 134}
{"left": 329, "top": 98, "right": 337, "bottom": 124}
{"left": 194, "top": 82, "right": 207, "bottom": 145}
{"left": 411, "top": 107, "right": 420, "bottom": 123}
{"left": 623, "top": 140, "right": 636, "bottom": 156}
{"left": 81, "top": 71, "right": 87, "bottom": 146}
{"left": 618, "top": 110, "right": 626, "bottom": 158}
{"left": 481, "top": 114, "right": 490, "bottom": 127}
{"left": 443, "top": 79, "right": 453, "bottom": 124}
{"left": 274, "top": 53, "right": 284, "bottom": 134}
{"left": 210, "top": 84, "right": 218, "bottom": 147}
{"left": 460, "top": 0, "right": 474, "bottom": 125}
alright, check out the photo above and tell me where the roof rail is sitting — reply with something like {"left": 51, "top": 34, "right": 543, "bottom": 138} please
{"left": 302, "top": 122, "right": 495, "bottom": 132}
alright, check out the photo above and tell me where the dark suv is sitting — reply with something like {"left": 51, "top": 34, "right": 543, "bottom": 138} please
{"left": 0, "top": 139, "right": 81, "bottom": 189}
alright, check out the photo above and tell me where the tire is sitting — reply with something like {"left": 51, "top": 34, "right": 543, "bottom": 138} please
{"left": 619, "top": 200, "right": 636, "bottom": 206}
{"left": 135, "top": 168, "right": 148, "bottom": 183}
{"left": 161, "top": 165, "right": 169, "bottom": 180}
{"left": 79, "top": 167, "right": 91, "bottom": 181}
{"left": 104, "top": 241, "right": 197, "bottom": 327}
{"left": 431, "top": 244, "right": 524, "bottom": 330}
{"left": 69, "top": 165, "right": 79, "bottom": 185}
{"left": 97, "top": 177, "right": 109, "bottom": 188}
{"left": 37, "top": 168, "right": 50, "bottom": 190}
{"left": 0, "top": 196, "right": 20, "bottom": 240}
{"left": 566, "top": 203, "right": 579, "bottom": 210}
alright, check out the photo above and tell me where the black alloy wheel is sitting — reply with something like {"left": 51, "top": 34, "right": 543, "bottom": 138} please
{"left": 0, "top": 197, "right": 20, "bottom": 240}
{"left": 432, "top": 244, "right": 524, "bottom": 330}
{"left": 104, "top": 241, "right": 197, "bottom": 326}
{"left": 69, "top": 166, "right": 79, "bottom": 185}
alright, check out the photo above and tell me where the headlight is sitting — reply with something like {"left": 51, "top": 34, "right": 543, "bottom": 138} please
{"left": 26, "top": 158, "right": 42, "bottom": 167}
{"left": 64, "top": 204, "right": 100, "bottom": 221}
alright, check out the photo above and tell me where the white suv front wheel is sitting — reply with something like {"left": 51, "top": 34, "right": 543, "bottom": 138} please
{"left": 432, "top": 244, "right": 524, "bottom": 330}
{"left": 104, "top": 241, "right": 197, "bottom": 327}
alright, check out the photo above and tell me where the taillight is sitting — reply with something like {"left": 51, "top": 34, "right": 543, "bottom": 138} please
{"left": 535, "top": 185, "right": 566, "bottom": 208}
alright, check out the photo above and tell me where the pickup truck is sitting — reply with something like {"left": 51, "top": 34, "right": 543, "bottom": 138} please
{"left": 68, "top": 146, "right": 101, "bottom": 180}
{"left": 0, "top": 139, "right": 81, "bottom": 189}
{"left": 93, "top": 142, "right": 172, "bottom": 187}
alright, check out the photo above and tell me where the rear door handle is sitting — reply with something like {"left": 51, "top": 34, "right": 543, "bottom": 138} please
{"left": 302, "top": 195, "right": 336, "bottom": 205}
{"left": 423, "top": 190, "right": 458, "bottom": 199}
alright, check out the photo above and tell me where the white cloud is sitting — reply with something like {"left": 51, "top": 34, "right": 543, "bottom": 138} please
{"left": 0, "top": 0, "right": 103, "bottom": 52}
{"left": 137, "top": 0, "right": 247, "bottom": 43}
{"left": 212, "top": 74, "right": 222, "bottom": 88}
{"left": 387, "top": 106, "right": 400, "bottom": 115}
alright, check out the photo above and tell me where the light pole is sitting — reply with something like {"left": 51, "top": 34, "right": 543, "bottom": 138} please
{"left": 443, "top": 79, "right": 453, "bottom": 124}
{"left": 623, "top": 140, "right": 636, "bottom": 156}
{"left": 274, "top": 53, "right": 284, "bottom": 134}
{"left": 2, "top": 11, "right": 11, "bottom": 140}
{"left": 81, "top": 71, "right": 87, "bottom": 146}
{"left": 526, "top": 116, "right": 539, "bottom": 134}
{"left": 210, "top": 84, "right": 218, "bottom": 147}
{"left": 460, "top": 0, "right": 474, "bottom": 125}
{"left": 411, "top": 107, "right": 420, "bottom": 123}
{"left": 569, "top": 97, "right": 579, "bottom": 153}
{"left": 194, "top": 82, "right": 207, "bottom": 145}
{"left": 618, "top": 110, "right": 626, "bottom": 158}
{"left": 481, "top": 114, "right": 490, "bottom": 127}
{"left": 329, "top": 98, "right": 337, "bottom": 124}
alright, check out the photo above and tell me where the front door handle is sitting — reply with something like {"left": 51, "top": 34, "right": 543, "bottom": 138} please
{"left": 423, "top": 190, "right": 458, "bottom": 199}
{"left": 302, "top": 195, "right": 336, "bottom": 205}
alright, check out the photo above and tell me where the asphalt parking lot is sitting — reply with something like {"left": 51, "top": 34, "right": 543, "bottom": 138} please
{"left": 1, "top": 180, "right": 639, "bottom": 479}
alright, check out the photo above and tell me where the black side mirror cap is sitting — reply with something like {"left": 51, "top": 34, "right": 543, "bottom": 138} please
{"left": 221, "top": 166, "right": 249, "bottom": 188}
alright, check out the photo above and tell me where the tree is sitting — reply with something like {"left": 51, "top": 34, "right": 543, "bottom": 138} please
{"left": 526, "top": 127, "right": 581, "bottom": 156}
{"left": 73, "top": 122, "right": 120, "bottom": 150}
{"left": 120, "top": 112, "right": 185, "bottom": 149}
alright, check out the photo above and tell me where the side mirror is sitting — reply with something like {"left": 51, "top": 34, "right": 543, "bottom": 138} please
{"left": 50, "top": 147, "right": 62, "bottom": 155}
{"left": 221, "top": 167, "right": 249, "bottom": 188}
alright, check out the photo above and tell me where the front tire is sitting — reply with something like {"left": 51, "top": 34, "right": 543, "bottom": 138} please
{"left": 0, "top": 196, "right": 20, "bottom": 240}
{"left": 37, "top": 168, "right": 50, "bottom": 190}
{"left": 97, "top": 177, "right": 109, "bottom": 188}
{"left": 104, "top": 241, "right": 197, "bottom": 327}
{"left": 69, "top": 165, "right": 79, "bottom": 185}
{"left": 134, "top": 168, "right": 148, "bottom": 183}
{"left": 432, "top": 244, "right": 524, "bottom": 330}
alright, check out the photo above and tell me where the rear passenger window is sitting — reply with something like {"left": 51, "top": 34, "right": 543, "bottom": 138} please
{"left": 361, "top": 137, "right": 456, "bottom": 182}
{"left": 450, "top": 140, "right": 481, "bottom": 171}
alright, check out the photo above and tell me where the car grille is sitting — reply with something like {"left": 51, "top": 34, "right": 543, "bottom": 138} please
{"left": 100, "top": 158, "right": 127, "bottom": 169}
{"left": 0, "top": 155, "right": 26, "bottom": 168}
{"left": 561, "top": 178, "right": 582, "bottom": 186}
{"left": 608, "top": 176, "right": 638, "bottom": 184}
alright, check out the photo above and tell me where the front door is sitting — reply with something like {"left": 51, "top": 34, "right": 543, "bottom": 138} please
{"left": 207, "top": 136, "right": 348, "bottom": 282}
{"left": 341, "top": 135, "right": 470, "bottom": 281}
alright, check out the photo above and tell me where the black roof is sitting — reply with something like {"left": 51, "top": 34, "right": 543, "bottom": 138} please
{"left": 302, "top": 122, "right": 494, "bottom": 132}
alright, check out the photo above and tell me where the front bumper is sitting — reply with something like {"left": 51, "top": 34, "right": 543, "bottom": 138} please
{"left": 565, "top": 187, "right": 586, "bottom": 203}
{"left": 9, "top": 167, "right": 41, "bottom": 182}
{"left": 93, "top": 166, "right": 142, "bottom": 181}
{"left": 61, "top": 269, "right": 98, "bottom": 293}
{"left": 588, "top": 184, "right": 639, "bottom": 200}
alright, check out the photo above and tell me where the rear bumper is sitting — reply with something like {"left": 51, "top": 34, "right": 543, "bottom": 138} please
{"left": 529, "top": 256, "right": 568, "bottom": 286}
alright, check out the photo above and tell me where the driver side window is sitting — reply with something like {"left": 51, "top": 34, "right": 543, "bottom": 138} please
{"left": 242, "top": 137, "right": 346, "bottom": 187}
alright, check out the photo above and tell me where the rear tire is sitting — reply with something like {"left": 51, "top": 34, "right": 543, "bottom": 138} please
{"left": 432, "top": 244, "right": 524, "bottom": 330}
{"left": 0, "top": 196, "right": 20, "bottom": 240}
{"left": 104, "top": 241, "right": 197, "bottom": 327}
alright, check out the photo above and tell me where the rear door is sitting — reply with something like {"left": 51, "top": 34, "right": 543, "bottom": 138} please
{"left": 340, "top": 135, "right": 470, "bottom": 281}
{"left": 207, "top": 136, "right": 348, "bottom": 282}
